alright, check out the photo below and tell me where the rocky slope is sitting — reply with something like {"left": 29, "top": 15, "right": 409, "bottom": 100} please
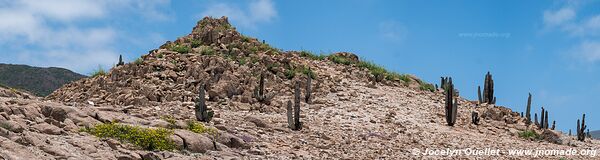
{"left": 1, "top": 16, "right": 598, "bottom": 159}
{"left": 0, "top": 63, "right": 86, "bottom": 96}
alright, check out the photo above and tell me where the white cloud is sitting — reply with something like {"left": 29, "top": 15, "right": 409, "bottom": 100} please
{"left": 572, "top": 41, "right": 600, "bottom": 63}
{"left": 0, "top": 0, "right": 170, "bottom": 74}
{"left": 200, "top": 0, "right": 277, "bottom": 29}
{"left": 543, "top": 7, "right": 575, "bottom": 26}
{"left": 378, "top": 21, "right": 406, "bottom": 42}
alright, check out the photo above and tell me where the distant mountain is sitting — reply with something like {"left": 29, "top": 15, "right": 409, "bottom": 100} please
{"left": 591, "top": 130, "right": 600, "bottom": 139}
{"left": 0, "top": 63, "right": 86, "bottom": 96}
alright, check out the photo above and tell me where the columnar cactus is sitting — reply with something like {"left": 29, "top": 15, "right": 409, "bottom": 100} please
{"left": 254, "top": 73, "right": 266, "bottom": 102}
{"left": 305, "top": 75, "right": 312, "bottom": 103}
{"left": 577, "top": 114, "right": 587, "bottom": 141}
{"left": 440, "top": 77, "right": 448, "bottom": 90}
{"left": 195, "top": 83, "right": 213, "bottom": 122}
{"left": 481, "top": 72, "right": 495, "bottom": 104}
{"left": 253, "top": 72, "right": 275, "bottom": 105}
{"left": 569, "top": 129, "right": 572, "bottom": 136}
{"left": 551, "top": 121, "right": 556, "bottom": 130}
{"left": 293, "top": 81, "right": 302, "bottom": 130}
{"left": 540, "top": 107, "right": 545, "bottom": 129}
{"left": 471, "top": 111, "right": 480, "bottom": 125}
{"left": 444, "top": 78, "right": 458, "bottom": 126}
{"left": 286, "top": 100, "right": 293, "bottom": 129}
{"left": 544, "top": 110, "right": 549, "bottom": 129}
{"left": 534, "top": 113, "right": 539, "bottom": 126}
{"left": 477, "top": 86, "right": 482, "bottom": 103}
{"left": 525, "top": 93, "right": 532, "bottom": 125}
{"left": 117, "top": 54, "right": 125, "bottom": 66}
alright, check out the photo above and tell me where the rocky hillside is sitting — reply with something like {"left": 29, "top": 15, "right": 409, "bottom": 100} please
{"left": 0, "top": 64, "right": 86, "bottom": 96}
{"left": 0, "top": 17, "right": 597, "bottom": 159}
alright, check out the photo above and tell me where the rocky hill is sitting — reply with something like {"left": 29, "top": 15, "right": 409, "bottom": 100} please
{"left": 0, "top": 64, "right": 86, "bottom": 96}
{"left": 1, "top": 17, "right": 598, "bottom": 159}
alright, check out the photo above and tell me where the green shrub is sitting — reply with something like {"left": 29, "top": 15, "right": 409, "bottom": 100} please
{"left": 518, "top": 130, "right": 540, "bottom": 140}
{"left": 187, "top": 121, "right": 218, "bottom": 135}
{"left": 238, "top": 57, "right": 247, "bottom": 65}
{"left": 419, "top": 83, "right": 436, "bottom": 92}
{"left": 328, "top": 55, "right": 353, "bottom": 65}
{"left": 160, "top": 116, "right": 177, "bottom": 129}
{"left": 199, "top": 46, "right": 215, "bottom": 55}
{"left": 91, "top": 65, "right": 106, "bottom": 77}
{"left": 157, "top": 53, "right": 164, "bottom": 58}
{"left": 191, "top": 40, "right": 202, "bottom": 48}
{"left": 81, "top": 122, "right": 175, "bottom": 151}
{"left": 299, "top": 50, "right": 326, "bottom": 61}
{"left": 284, "top": 69, "right": 296, "bottom": 79}
{"left": 170, "top": 44, "right": 191, "bottom": 53}
{"left": 299, "top": 65, "right": 316, "bottom": 79}
{"left": 134, "top": 58, "right": 143, "bottom": 65}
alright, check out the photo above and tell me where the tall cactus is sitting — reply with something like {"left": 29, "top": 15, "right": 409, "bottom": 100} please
{"left": 544, "top": 110, "right": 549, "bottom": 129}
{"left": 577, "top": 114, "right": 587, "bottom": 141}
{"left": 305, "top": 75, "right": 312, "bottom": 103}
{"left": 551, "top": 121, "right": 555, "bottom": 130}
{"left": 253, "top": 72, "right": 275, "bottom": 105}
{"left": 117, "top": 54, "right": 125, "bottom": 66}
{"left": 525, "top": 93, "right": 532, "bottom": 125}
{"left": 540, "top": 107, "right": 545, "bottom": 129}
{"left": 195, "top": 83, "right": 213, "bottom": 122}
{"left": 445, "top": 77, "right": 458, "bottom": 126}
{"left": 481, "top": 72, "right": 495, "bottom": 104}
{"left": 477, "top": 86, "right": 482, "bottom": 103}
{"left": 286, "top": 100, "right": 293, "bottom": 129}
{"left": 534, "top": 113, "right": 539, "bottom": 126}
{"left": 293, "top": 81, "right": 302, "bottom": 130}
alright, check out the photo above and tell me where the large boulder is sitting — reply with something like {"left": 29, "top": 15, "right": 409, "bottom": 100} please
{"left": 173, "top": 130, "right": 216, "bottom": 153}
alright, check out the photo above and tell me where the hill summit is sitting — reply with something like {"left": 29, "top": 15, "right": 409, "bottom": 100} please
{"left": 0, "top": 16, "right": 597, "bottom": 159}
{"left": 48, "top": 16, "right": 429, "bottom": 107}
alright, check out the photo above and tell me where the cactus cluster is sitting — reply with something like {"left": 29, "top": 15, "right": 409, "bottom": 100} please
{"left": 577, "top": 114, "right": 587, "bottom": 141}
{"left": 287, "top": 80, "right": 306, "bottom": 130}
{"left": 253, "top": 72, "right": 275, "bottom": 105}
{"left": 539, "top": 107, "right": 549, "bottom": 129}
{"left": 117, "top": 55, "right": 125, "bottom": 66}
{"left": 477, "top": 72, "right": 495, "bottom": 104}
{"left": 195, "top": 83, "right": 213, "bottom": 122}
{"left": 444, "top": 77, "right": 458, "bottom": 126}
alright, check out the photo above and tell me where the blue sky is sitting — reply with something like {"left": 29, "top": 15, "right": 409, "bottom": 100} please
{"left": 1, "top": 0, "right": 599, "bottom": 132}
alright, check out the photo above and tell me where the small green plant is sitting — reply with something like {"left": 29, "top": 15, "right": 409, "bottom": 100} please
{"left": 191, "top": 40, "right": 202, "bottom": 48}
{"left": 199, "top": 46, "right": 215, "bottom": 55}
{"left": 238, "top": 57, "right": 247, "bottom": 65}
{"left": 419, "top": 83, "right": 436, "bottom": 92}
{"left": 134, "top": 58, "right": 143, "bottom": 65}
{"left": 170, "top": 44, "right": 191, "bottom": 53}
{"left": 299, "top": 65, "right": 316, "bottom": 79}
{"left": 161, "top": 116, "right": 177, "bottom": 129}
{"left": 187, "top": 121, "right": 218, "bottom": 135}
{"left": 0, "top": 122, "right": 12, "bottom": 130}
{"left": 157, "top": 53, "right": 164, "bottom": 58}
{"left": 328, "top": 55, "right": 353, "bottom": 65}
{"left": 81, "top": 122, "right": 175, "bottom": 151}
{"left": 518, "top": 130, "right": 540, "bottom": 140}
{"left": 284, "top": 69, "right": 296, "bottom": 79}
{"left": 299, "top": 50, "right": 326, "bottom": 61}
{"left": 241, "top": 35, "right": 253, "bottom": 43}
{"left": 91, "top": 65, "right": 107, "bottom": 77}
